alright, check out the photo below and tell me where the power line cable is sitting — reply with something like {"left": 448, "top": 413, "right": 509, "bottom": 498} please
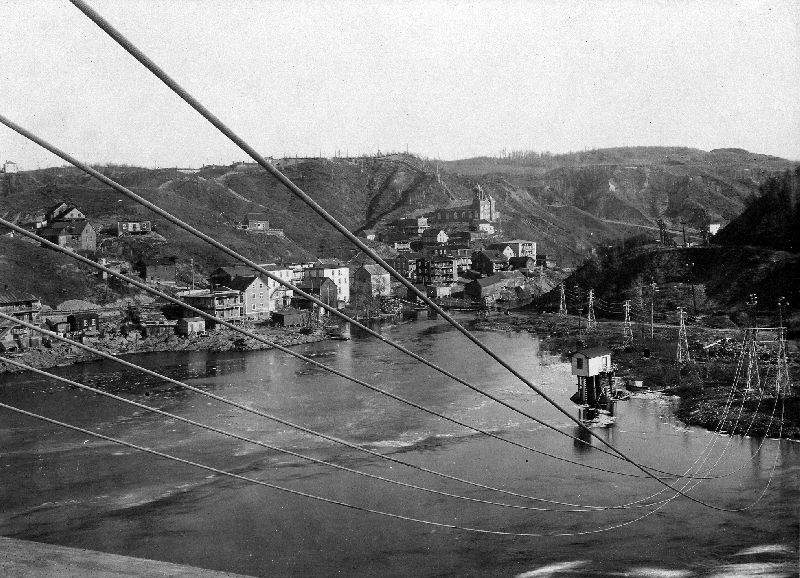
{"left": 0, "top": 220, "right": 708, "bottom": 485}
{"left": 62, "top": 0, "right": 712, "bottom": 490}
{"left": 0, "top": 355, "right": 623, "bottom": 514}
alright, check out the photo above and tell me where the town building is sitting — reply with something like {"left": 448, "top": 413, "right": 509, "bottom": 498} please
{"left": 431, "top": 186, "right": 497, "bottom": 225}
{"left": 135, "top": 260, "right": 177, "bottom": 284}
{"left": 426, "top": 284, "right": 452, "bottom": 299}
{"left": 307, "top": 260, "right": 349, "bottom": 305}
{"left": 2, "top": 161, "right": 18, "bottom": 174}
{"left": 244, "top": 213, "right": 270, "bottom": 231}
{"left": 484, "top": 243, "right": 515, "bottom": 260}
{"left": 223, "top": 274, "right": 271, "bottom": 317}
{"left": 359, "top": 229, "right": 378, "bottom": 241}
{"left": 421, "top": 229, "right": 449, "bottom": 245}
{"left": 505, "top": 239, "right": 537, "bottom": 259}
{"left": 354, "top": 264, "right": 391, "bottom": 298}
{"left": 471, "top": 250, "right": 509, "bottom": 276}
{"left": 416, "top": 256, "right": 457, "bottom": 285}
{"left": 67, "top": 312, "right": 100, "bottom": 333}
{"left": 299, "top": 277, "right": 339, "bottom": 308}
{"left": 177, "top": 289, "right": 242, "bottom": 326}
{"left": 392, "top": 216, "right": 429, "bottom": 236}
{"left": 472, "top": 220, "right": 495, "bottom": 234}
{"left": 260, "top": 265, "right": 295, "bottom": 310}
{"left": 508, "top": 256, "right": 536, "bottom": 271}
{"left": 116, "top": 220, "right": 152, "bottom": 236}
{"left": 464, "top": 270, "right": 525, "bottom": 299}
{"left": 45, "top": 317, "right": 70, "bottom": 336}
{"left": 391, "top": 252, "right": 422, "bottom": 282}
{"left": 0, "top": 290, "right": 42, "bottom": 351}
{"left": 39, "top": 220, "right": 96, "bottom": 252}
{"left": 45, "top": 202, "right": 85, "bottom": 223}
{"left": 272, "top": 309, "right": 304, "bottom": 327}
{"left": 535, "top": 254, "right": 556, "bottom": 269}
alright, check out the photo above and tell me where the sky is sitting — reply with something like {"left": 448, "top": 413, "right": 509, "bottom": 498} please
{"left": 1, "top": 0, "right": 798, "bottom": 169}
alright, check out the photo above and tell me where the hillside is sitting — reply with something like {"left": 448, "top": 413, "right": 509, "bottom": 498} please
{"left": 0, "top": 147, "right": 796, "bottom": 305}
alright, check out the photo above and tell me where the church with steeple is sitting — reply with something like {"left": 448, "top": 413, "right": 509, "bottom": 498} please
{"left": 430, "top": 185, "right": 497, "bottom": 225}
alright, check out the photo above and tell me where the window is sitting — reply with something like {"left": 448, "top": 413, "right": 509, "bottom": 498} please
{"left": 251, "top": 304, "right": 256, "bottom": 310}
{"left": 576, "top": 358, "right": 583, "bottom": 370}
{"left": 251, "top": 293, "right": 256, "bottom": 299}
{"left": 259, "top": 292, "right": 263, "bottom": 300}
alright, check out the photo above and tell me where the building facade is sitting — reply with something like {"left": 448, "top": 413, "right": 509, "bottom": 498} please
{"left": 308, "top": 261, "right": 349, "bottom": 304}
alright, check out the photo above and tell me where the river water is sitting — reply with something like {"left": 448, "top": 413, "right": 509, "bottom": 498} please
{"left": 0, "top": 318, "right": 797, "bottom": 577}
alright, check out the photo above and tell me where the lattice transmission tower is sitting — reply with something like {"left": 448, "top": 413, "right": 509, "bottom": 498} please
{"left": 623, "top": 300, "right": 633, "bottom": 347}
{"left": 676, "top": 307, "right": 690, "bottom": 364}
{"left": 586, "top": 289, "right": 597, "bottom": 330}
{"left": 559, "top": 283, "right": 567, "bottom": 316}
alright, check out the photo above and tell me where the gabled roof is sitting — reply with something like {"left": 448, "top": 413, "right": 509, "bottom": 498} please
{"left": 471, "top": 275, "right": 506, "bottom": 288}
{"left": 304, "top": 276, "right": 336, "bottom": 290}
{"left": 314, "top": 258, "right": 345, "bottom": 268}
{"left": 41, "top": 220, "right": 92, "bottom": 235}
{"left": 221, "top": 275, "right": 259, "bottom": 291}
{"left": 421, "top": 228, "right": 446, "bottom": 238}
{"left": 359, "top": 264, "right": 388, "bottom": 275}
{"left": 474, "top": 250, "right": 508, "bottom": 262}
{"left": 0, "top": 290, "right": 40, "bottom": 304}
{"left": 486, "top": 243, "right": 512, "bottom": 252}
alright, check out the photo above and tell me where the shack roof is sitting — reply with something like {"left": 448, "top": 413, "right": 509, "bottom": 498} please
{"left": 573, "top": 346, "right": 612, "bottom": 358}
{"left": 0, "top": 290, "right": 40, "bottom": 304}
{"left": 41, "top": 220, "right": 91, "bottom": 234}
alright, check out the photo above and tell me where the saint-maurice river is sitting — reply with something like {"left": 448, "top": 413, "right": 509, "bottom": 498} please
{"left": 1, "top": 317, "right": 797, "bottom": 577}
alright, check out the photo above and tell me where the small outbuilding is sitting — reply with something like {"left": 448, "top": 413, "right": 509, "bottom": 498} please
{"left": 571, "top": 346, "right": 612, "bottom": 377}
{"left": 67, "top": 312, "right": 99, "bottom": 333}
{"left": 272, "top": 309, "right": 304, "bottom": 327}
{"left": 177, "top": 317, "right": 206, "bottom": 336}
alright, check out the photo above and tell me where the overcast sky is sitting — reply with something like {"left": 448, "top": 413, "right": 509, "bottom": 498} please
{"left": 1, "top": 0, "right": 798, "bottom": 169}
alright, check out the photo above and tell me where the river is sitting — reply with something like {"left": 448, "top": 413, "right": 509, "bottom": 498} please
{"left": 0, "top": 317, "right": 797, "bottom": 577}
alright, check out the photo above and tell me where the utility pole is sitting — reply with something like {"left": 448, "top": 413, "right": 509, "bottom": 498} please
{"left": 587, "top": 289, "right": 597, "bottom": 330}
{"left": 650, "top": 281, "right": 657, "bottom": 339}
{"left": 676, "top": 307, "right": 690, "bottom": 364}
{"left": 190, "top": 258, "right": 195, "bottom": 291}
{"left": 681, "top": 221, "right": 688, "bottom": 247}
{"left": 623, "top": 300, "right": 633, "bottom": 347}
{"left": 559, "top": 283, "right": 567, "bottom": 316}
{"left": 777, "top": 296, "right": 790, "bottom": 396}
{"left": 577, "top": 306, "right": 583, "bottom": 341}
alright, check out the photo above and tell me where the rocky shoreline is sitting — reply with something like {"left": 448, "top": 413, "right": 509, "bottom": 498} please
{"left": 471, "top": 311, "right": 800, "bottom": 439}
{"left": 0, "top": 324, "right": 329, "bottom": 375}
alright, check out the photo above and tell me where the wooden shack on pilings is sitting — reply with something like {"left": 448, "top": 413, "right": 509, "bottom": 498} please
{"left": 570, "top": 346, "right": 615, "bottom": 406}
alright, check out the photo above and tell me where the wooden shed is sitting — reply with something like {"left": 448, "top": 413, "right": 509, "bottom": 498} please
{"left": 272, "top": 309, "right": 304, "bottom": 327}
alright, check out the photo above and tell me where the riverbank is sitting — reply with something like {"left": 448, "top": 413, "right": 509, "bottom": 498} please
{"left": 0, "top": 323, "right": 328, "bottom": 375}
{"left": 471, "top": 311, "right": 800, "bottom": 439}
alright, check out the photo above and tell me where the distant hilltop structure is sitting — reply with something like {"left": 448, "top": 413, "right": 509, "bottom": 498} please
{"left": 430, "top": 185, "right": 498, "bottom": 225}
{"left": 2, "top": 161, "right": 18, "bottom": 174}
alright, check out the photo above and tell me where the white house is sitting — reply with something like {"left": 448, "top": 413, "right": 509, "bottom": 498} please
{"left": 506, "top": 239, "right": 537, "bottom": 259}
{"left": 260, "top": 264, "right": 295, "bottom": 310}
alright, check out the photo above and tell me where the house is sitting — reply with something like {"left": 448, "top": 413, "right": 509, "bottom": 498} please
{"left": 535, "top": 254, "right": 556, "bottom": 269}
{"left": 472, "top": 220, "right": 495, "bottom": 234}
{"left": 300, "top": 277, "right": 338, "bottom": 308}
{"left": 421, "top": 229, "right": 448, "bottom": 245}
{"left": 2, "top": 161, "right": 18, "bottom": 174}
{"left": 505, "top": 239, "right": 537, "bottom": 259}
{"left": 45, "top": 317, "right": 70, "bottom": 335}
{"left": 392, "top": 216, "right": 429, "bottom": 236}
{"left": 464, "top": 270, "right": 525, "bottom": 299}
{"left": 360, "top": 229, "right": 378, "bottom": 241}
{"left": 508, "top": 256, "right": 536, "bottom": 271}
{"left": 142, "top": 319, "right": 177, "bottom": 338}
{"left": 39, "top": 220, "right": 96, "bottom": 252}
{"left": 485, "top": 244, "right": 515, "bottom": 260}
{"left": 178, "top": 288, "right": 242, "bottom": 327}
{"left": 391, "top": 252, "right": 422, "bottom": 282}
{"left": 426, "top": 284, "right": 452, "bottom": 299}
{"left": 0, "top": 290, "right": 43, "bottom": 350}
{"left": 177, "top": 317, "right": 206, "bottom": 336}
{"left": 221, "top": 274, "right": 271, "bottom": 317}
{"left": 116, "top": 220, "right": 152, "bottom": 236}
{"left": 272, "top": 309, "right": 304, "bottom": 327}
{"left": 354, "top": 264, "right": 391, "bottom": 298}
{"left": 46, "top": 202, "right": 85, "bottom": 223}
{"left": 416, "top": 256, "right": 457, "bottom": 285}
{"left": 471, "top": 250, "right": 509, "bottom": 275}
{"left": 709, "top": 223, "right": 721, "bottom": 236}
{"left": 245, "top": 213, "right": 270, "bottom": 231}
{"left": 67, "top": 312, "right": 100, "bottom": 333}
{"left": 307, "top": 260, "right": 349, "bottom": 304}
{"left": 392, "top": 240, "right": 412, "bottom": 252}
{"left": 259, "top": 265, "right": 295, "bottom": 310}
{"left": 136, "top": 260, "right": 177, "bottom": 284}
